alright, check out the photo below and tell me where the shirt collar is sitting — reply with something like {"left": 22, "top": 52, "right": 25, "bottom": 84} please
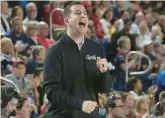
{"left": 74, "top": 37, "right": 84, "bottom": 50}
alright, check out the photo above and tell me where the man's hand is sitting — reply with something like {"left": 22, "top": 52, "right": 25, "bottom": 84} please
{"left": 82, "top": 101, "right": 98, "bottom": 114}
{"left": 96, "top": 57, "right": 108, "bottom": 73}
{"left": 20, "top": 88, "right": 29, "bottom": 97}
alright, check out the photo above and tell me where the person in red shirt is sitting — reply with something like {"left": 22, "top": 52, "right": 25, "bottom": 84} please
{"left": 44, "top": 1, "right": 65, "bottom": 28}
{"left": 36, "top": 21, "right": 54, "bottom": 51}
{"left": 91, "top": 7, "right": 105, "bottom": 39}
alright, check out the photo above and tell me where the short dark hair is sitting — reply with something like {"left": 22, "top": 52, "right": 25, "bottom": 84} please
{"left": 32, "top": 45, "right": 44, "bottom": 59}
{"left": 63, "top": 1, "right": 83, "bottom": 18}
{"left": 33, "top": 67, "right": 43, "bottom": 78}
{"left": 16, "top": 97, "right": 28, "bottom": 109}
{"left": 1, "top": 86, "right": 20, "bottom": 108}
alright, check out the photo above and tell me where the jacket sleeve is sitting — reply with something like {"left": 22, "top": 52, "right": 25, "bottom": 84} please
{"left": 98, "top": 46, "right": 112, "bottom": 94}
{"left": 43, "top": 46, "right": 83, "bottom": 110}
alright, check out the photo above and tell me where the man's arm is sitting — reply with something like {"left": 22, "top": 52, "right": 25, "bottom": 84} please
{"left": 43, "top": 46, "right": 83, "bottom": 110}
{"left": 97, "top": 47, "right": 112, "bottom": 94}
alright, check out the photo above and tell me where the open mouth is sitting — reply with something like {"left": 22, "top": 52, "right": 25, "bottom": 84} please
{"left": 79, "top": 22, "right": 86, "bottom": 27}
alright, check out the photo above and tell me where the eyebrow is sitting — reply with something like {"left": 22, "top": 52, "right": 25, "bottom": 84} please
{"left": 74, "top": 10, "right": 87, "bottom": 12}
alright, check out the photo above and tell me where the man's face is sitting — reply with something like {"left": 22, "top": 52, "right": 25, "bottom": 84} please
{"left": 40, "top": 24, "right": 49, "bottom": 37}
{"left": 38, "top": 49, "right": 46, "bottom": 62}
{"left": 17, "top": 100, "right": 31, "bottom": 118}
{"left": 66, "top": 4, "right": 88, "bottom": 36}
{"left": 123, "top": 39, "right": 131, "bottom": 51}
{"left": 124, "top": 94, "right": 134, "bottom": 108}
{"left": 1, "top": 1, "right": 9, "bottom": 15}
{"left": 14, "top": 64, "right": 26, "bottom": 79}
{"left": 13, "top": 19, "right": 23, "bottom": 34}
{"left": 28, "top": 27, "right": 38, "bottom": 37}
{"left": 5, "top": 98, "right": 18, "bottom": 115}
{"left": 145, "top": 43, "right": 154, "bottom": 54}
{"left": 27, "top": 5, "right": 37, "bottom": 20}
{"left": 113, "top": 93, "right": 126, "bottom": 118}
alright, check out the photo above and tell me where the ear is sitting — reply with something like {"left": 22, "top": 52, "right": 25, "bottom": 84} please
{"left": 64, "top": 17, "right": 69, "bottom": 24}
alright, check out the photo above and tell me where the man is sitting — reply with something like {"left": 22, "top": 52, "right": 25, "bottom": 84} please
{"left": 36, "top": 21, "right": 54, "bottom": 50}
{"left": 110, "top": 18, "right": 136, "bottom": 61}
{"left": 43, "top": 2, "right": 112, "bottom": 118}
{"left": 23, "top": 2, "right": 38, "bottom": 31}
{"left": 1, "top": 86, "right": 20, "bottom": 118}
{"left": 5, "top": 61, "right": 33, "bottom": 103}
{"left": 26, "top": 45, "right": 45, "bottom": 74}
{"left": 4, "top": 16, "right": 29, "bottom": 51}
{"left": 0, "top": 1, "right": 10, "bottom": 35}
{"left": 130, "top": 12, "right": 145, "bottom": 35}
{"left": 106, "top": 91, "right": 126, "bottom": 118}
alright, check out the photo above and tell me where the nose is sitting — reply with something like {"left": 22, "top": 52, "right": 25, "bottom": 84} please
{"left": 80, "top": 12, "right": 86, "bottom": 18}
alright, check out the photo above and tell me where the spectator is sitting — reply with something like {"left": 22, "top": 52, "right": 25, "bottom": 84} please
{"left": 139, "top": 39, "right": 158, "bottom": 92}
{"left": 123, "top": 93, "right": 136, "bottom": 118}
{"left": 130, "top": 12, "right": 145, "bottom": 35}
{"left": 0, "top": 37, "right": 16, "bottom": 75}
{"left": 26, "top": 21, "right": 39, "bottom": 46}
{"left": 15, "top": 97, "right": 32, "bottom": 118}
{"left": 106, "top": 91, "right": 126, "bottom": 118}
{"left": 145, "top": 13, "right": 156, "bottom": 30}
{"left": 118, "top": 10, "right": 131, "bottom": 31}
{"left": 156, "top": 63, "right": 165, "bottom": 99}
{"left": 110, "top": 18, "right": 136, "bottom": 60}
{"left": 100, "top": 8, "right": 114, "bottom": 41}
{"left": 113, "top": 36, "right": 136, "bottom": 91}
{"left": 151, "top": 25, "right": 163, "bottom": 45}
{"left": 23, "top": 2, "right": 38, "bottom": 31}
{"left": 26, "top": 45, "right": 45, "bottom": 74}
{"left": 4, "top": 16, "right": 29, "bottom": 47}
{"left": 113, "top": 1, "right": 124, "bottom": 20}
{"left": 126, "top": 77, "right": 144, "bottom": 100}
{"left": 91, "top": 7, "right": 105, "bottom": 39}
{"left": 31, "top": 68, "right": 44, "bottom": 114}
{"left": 135, "top": 96, "right": 150, "bottom": 118}
{"left": 98, "top": 1, "right": 110, "bottom": 18}
{"left": 1, "top": 86, "right": 20, "bottom": 118}
{"left": 11, "top": 6, "right": 24, "bottom": 20}
{"left": 150, "top": 91, "right": 165, "bottom": 118}
{"left": 0, "top": 1, "right": 10, "bottom": 35}
{"left": 5, "top": 61, "right": 33, "bottom": 103}
{"left": 136, "top": 20, "right": 150, "bottom": 49}
{"left": 36, "top": 21, "right": 54, "bottom": 51}
{"left": 44, "top": 1, "right": 65, "bottom": 27}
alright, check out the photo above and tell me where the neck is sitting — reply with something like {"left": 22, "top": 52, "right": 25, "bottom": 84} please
{"left": 35, "top": 59, "right": 43, "bottom": 64}
{"left": 16, "top": 115, "right": 22, "bottom": 118}
{"left": 67, "top": 31, "right": 84, "bottom": 45}
{"left": 14, "top": 31, "right": 21, "bottom": 37}
{"left": 134, "top": 88, "right": 140, "bottom": 95}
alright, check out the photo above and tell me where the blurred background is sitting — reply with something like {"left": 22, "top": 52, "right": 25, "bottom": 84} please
{"left": 0, "top": 1, "right": 165, "bottom": 118}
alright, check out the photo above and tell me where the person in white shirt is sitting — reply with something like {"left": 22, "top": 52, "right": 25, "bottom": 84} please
{"left": 136, "top": 20, "right": 151, "bottom": 49}
{"left": 130, "top": 12, "right": 145, "bottom": 35}
{"left": 100, "top": 8, "right": 113, "bottom": 41}
{"left": 23, "top": 2, "right": 38, "bottom": 31}
{"left": 0, "top": 1, "right": 10, "bottom": 35}
{"left": 126, "top": 77, "right": 144, "bottom": 100}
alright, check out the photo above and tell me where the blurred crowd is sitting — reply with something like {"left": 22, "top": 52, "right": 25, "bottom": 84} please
{"left": 0, "top": 1, "right": 165, "bottom": 118}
